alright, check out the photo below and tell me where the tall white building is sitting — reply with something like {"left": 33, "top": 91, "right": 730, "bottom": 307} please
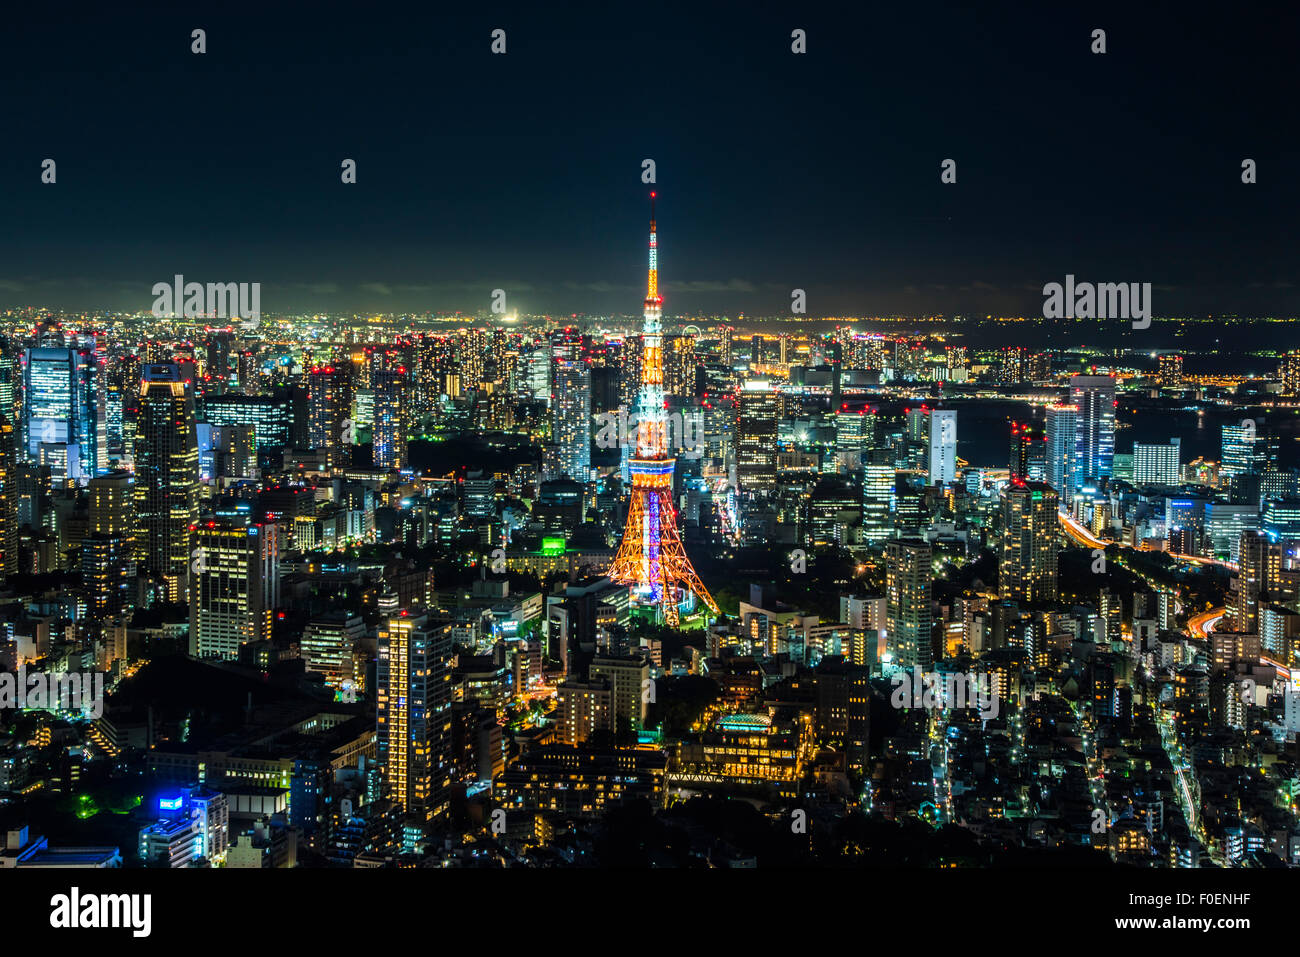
{"left": 927, "top": 409, "right": 957, "bottom": 486}
{"left": 1133, "top": 437, "right": 1181, "bottom": 485}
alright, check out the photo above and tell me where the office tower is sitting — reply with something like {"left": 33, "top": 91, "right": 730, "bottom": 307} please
{"left": 589, "top": 364, "right": 621, "bottom": 416}
{"left": 376, "top": 614, "right": 454, "bottom": 820}
{"left": 999, "top": 482, "right": 1059, "bottom": 603}
{"left": 23, "top": 346, "right": 102, "bottom": 481}
{"left": 589, "top": 654, "right": 650, "bottom": 732}
{"left": 608, "top": 194, "right": 719, "bottom": 626}
{"left": 189, "top": 519, "right": 279, "bottom": 660}
{"left": 546, "top": 358, "right": 591, "bottom": 482}
{"left": 719, "top": 326, "right": 733, "bottom": 367}
{"left": 1221, "top": 420, "right": 1274, "bottom": 483}
{"left": 828, "top": 340, "right": 843, "bottom": 406}
{"left": 1044, "top": 403, "right": 1077, "bottom": 500}
{"left": 735, "top": 379, "right": 778, "bottom": 493}
{"left": 1133, "top": 438, "right": 1181, "bottom": 485}
{"left": 203, "top": 388, "right": 305, "bottom": 454}
{"left": 886, "top": 539, "right": 932, "bottom": 670}
{"left": 0, "top": 339, "right": 19, "bottom": 429}
{"left": 1158, "top": 354, "right": 1184, "bottom": 385}
{"left": 135, "top": 364, "right": 199, "bottom": 602}
{"left": 1008, "top": 420, "right": 1043, "bottom": 483}
{"left": 205, "top": 329, "right": 233, "bottom": 395}
{"left": 928, "top": 409, "right": 957, "bottom": 486}
{"left": 835, "top": 407, "right": 874, "bottom": 472}
{"left": 307, "top": 363, "right": 354, "bottom": 469}
{"left": 1069, "top": 375, "right": 1116, "bottom": 491}
{"left": 0, "top": 417, "right": 15, "bottom": 580}
{"left": 302, "top": 612, "right": 367, "bottom": 692}
{"left": 750, "top": 335, "right": 762, "bottom": 366}
{"left": 862, "top": 457, "right": 894, "bottom": 541}
{"left": 371, "top": 352, "right": 408, "bottom": 470}
{"left": 201, "top": 424, "right": 256, "bottom": 480}
{"left": 905, "top": 406, "right": 929, "bottom": 443}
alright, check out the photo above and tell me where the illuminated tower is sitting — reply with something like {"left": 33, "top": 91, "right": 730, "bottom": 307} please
{"left": 609, "top": 194, "right": 718, "bottom": 626}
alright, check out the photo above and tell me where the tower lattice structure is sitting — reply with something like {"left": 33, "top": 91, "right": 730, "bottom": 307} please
{"left": 608, "top": 193, "right": 718, "bottom": 626}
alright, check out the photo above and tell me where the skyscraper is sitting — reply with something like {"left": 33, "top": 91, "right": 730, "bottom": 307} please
{"left": 377, "top": 613, "right": 454, "bottom": 820}
{"left": 135, "top": 364, "right": 199, "bottom": 603}
{"left": 1221, "top": 420, "right": 1273, "bottom": 482}
{"left": 190, "top": 519, "right": 279, "bottom": 660}
{"left": 862, "top": 457, "right": 894, "bottom": 541}
{"left": 0, "top": 416, "right": 16, "bottom": 581}
{"left": 886, "top": 539, "right": 932, "bottom": 670}
{"left": 372, "top": 352, "right": 408, "bottom": 470}
{"left": 546, "top": 358, "right": 591, "bottom": 482}
{"left": 84, "top": 469, "right": 135, "bottom": 618}
{"left": 307, "top": 363, "right": 354, "bottom": 469}
{"left": 1009, "top": 419, "right": 1043, "bottom": 483}
{"left": 1044, "top": 403, "right": 1078, "bottom": 499}
{"left": 1069, "top": 375, "right": 1116, "bottom": 492}
{"left": 927, "top": 409, "right": 957, "bottom": 486}
{"left": 23, "top": 346, "right": 102, "bottom": 481}
{"left": 736, "top": 379, "right": 777, "bottom": 493}
{"left": 999, "top": 482, "right": 1059, "bottom": 603}
{"left": 835, "top": 407, "right": 874, "bottom": 472}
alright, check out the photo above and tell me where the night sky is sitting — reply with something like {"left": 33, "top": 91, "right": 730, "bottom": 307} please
{"left": 1, "top": 0, "right": 1297, "bottom": 318}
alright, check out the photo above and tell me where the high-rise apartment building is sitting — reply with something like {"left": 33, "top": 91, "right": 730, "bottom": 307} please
{"left": 372, "top": 352, "right": 409, "bottom": 470}
{"left": 999, "top": 482, "right": 1059, "bottom": 603}
{"left": 546, "top": 358, "right": 591, "bottom": 482}
{"left": 886, "top": 539, "right": 932, "bottom": 670}
{"left": 377, "top": 614, "right": 454, "bottom": 820}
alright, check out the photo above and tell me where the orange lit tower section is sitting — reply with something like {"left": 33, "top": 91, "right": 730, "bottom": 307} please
{"left": 608, "top": 193, "right": 718, "bottom": 626}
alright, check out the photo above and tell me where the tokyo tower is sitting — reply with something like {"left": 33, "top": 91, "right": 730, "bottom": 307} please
{"left": 608, "top": 192, "right": 719, "bottom": 626}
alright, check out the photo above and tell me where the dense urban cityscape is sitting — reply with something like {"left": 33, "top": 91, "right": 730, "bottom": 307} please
{"left": 5, "top": 6, "right": 1300, "bottom": 940}
{"left": 0, "top": 196, "right": 1299, "bottom": 881}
